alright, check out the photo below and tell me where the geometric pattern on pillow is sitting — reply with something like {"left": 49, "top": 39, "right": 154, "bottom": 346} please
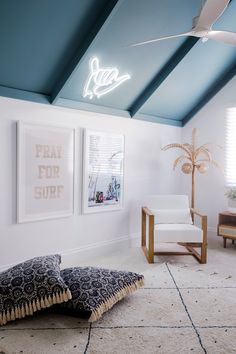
{"left": 58, "top": 267, "right": 144, "bottom": 322}
{"left": 0, "top": 254, "right": 71, "bottom": 326}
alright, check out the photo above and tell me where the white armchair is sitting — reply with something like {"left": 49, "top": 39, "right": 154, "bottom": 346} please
{"left": 141, "top": 195, "right": 207, "bottom": 264}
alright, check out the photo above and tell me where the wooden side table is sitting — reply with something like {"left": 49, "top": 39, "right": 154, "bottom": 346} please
{"left": 217, "top": 212, "right": 236, "bottom": 248}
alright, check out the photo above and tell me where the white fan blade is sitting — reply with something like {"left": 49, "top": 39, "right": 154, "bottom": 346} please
{"left": 131, "top": 32, "right": 192, "bottom": 47}
{"left": 206, "top": 30, "right": 236, "bottom": 45}
{"left": 195, "top": 0, "right": 230, "bottom": 30}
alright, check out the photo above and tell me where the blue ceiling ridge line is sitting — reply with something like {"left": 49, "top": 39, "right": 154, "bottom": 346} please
{"left": 138, "top": 111, "right": 182, "bottom": 122}
{"left": 56, "top": 97, "right": 131, "bottom": 118}
{"left": 50, "top": 0, "right": 121, "bottom": 104}
{"left": 0, "top": 85, "right": 50, "bottom": 104}
{"left": 56, "top": 98, "right": 181, "bottom": 126}
{"left": 128, "top": 36, "right": 199, "bottom": 117}
{"left": 182, "top": 62, "right": 236, "bottom": 126}
{"left": 134, "top": 113, "right": 182, "bottom": 127}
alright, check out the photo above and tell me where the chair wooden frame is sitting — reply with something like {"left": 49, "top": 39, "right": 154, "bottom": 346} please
{"left": 141, "top": 207, "right": 207, "bottom": 264}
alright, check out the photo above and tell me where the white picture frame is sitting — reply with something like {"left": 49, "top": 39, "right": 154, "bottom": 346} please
{"left": 83, "top": 129, "right": 124, "bottom": 213}
{"left": 17, "top": 121, "right": 74, "bottom": 223}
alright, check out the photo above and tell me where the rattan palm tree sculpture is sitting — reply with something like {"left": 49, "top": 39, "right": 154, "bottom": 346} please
{"left": 162, "top": 128, "right": 219, "bottom": 209}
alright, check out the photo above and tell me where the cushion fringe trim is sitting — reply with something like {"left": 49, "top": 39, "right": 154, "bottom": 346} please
{"left": 89, "top": 277, "right": 144, "bottom": 322}
{"left": 0, "top": 288, "right": 72, "bottom": 326}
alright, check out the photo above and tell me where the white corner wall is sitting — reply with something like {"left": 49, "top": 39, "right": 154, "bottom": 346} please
{"left": 0, "top": 97, "right": 181, "bottom": 268}
{"left": 181, "top": 77, "right": 236, "bottom": 230}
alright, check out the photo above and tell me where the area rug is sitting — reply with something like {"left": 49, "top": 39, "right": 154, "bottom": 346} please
{"left": 0, "top": 244, "right": 236, "bottom": 354}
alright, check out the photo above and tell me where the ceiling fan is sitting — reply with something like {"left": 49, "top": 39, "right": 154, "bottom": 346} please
{"left": 132, "top": 0, "right": 236, "bottom": 47}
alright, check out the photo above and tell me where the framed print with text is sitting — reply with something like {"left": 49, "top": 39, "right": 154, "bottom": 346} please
{"left": 83, "top": 129, "right": 124, "bottom": 213}
{"left": 17, "top": 122, "right": 74, "bottom": 223}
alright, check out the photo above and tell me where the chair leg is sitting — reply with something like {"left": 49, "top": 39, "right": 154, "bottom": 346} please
{"left": 148, "top": 216, "right": 154, "bottom": 263}
{"left": 200, "top": 242, "right": 207, "bottom": 264}
{"left": 141, "top": 208, "right": 146, "bottom": 248}
{"left": 200, "top": 215, "right": 207, "bottom": 264}
{"left": 141, "top": 209, "right": 154, "bottom": 263}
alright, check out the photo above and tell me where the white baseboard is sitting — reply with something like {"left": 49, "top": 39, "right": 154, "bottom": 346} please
{"left": 0, "top": 233, "right": 140, "bottom": 271}
{"left": 60, "top": 233, "right": 140, "bottom": 268}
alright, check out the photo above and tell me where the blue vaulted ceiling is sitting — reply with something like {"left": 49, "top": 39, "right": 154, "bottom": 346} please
{"left": 0, "top": 0, "right": 235, "bottom": 126}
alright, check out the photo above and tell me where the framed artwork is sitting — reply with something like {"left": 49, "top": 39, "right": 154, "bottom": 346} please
{"left": 83, "top": 129, "right": 124, "bottom": 213}
{"left": 17, "top": 122, "right": 74, "bottom": 223}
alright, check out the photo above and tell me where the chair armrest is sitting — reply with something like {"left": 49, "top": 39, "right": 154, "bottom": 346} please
{"left": 142, "top": 206, "right": 154, "bottom": 217}
{"left": 141, "top": 207, "right": 155, "bottom": 262}
{"left": 190, "top": 208, "right": 207, "bottom": 244}
{"left": 190, "top": 208, "right": 207, "bottom": 218}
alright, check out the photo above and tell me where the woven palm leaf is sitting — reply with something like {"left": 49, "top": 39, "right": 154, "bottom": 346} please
{"left": 173, "top": 155, "right": 189, "bottom": 170}
{"left": 161, "top": 143, "right": 191, "bottom": 157}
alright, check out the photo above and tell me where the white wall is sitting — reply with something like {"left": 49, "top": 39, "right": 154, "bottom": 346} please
{"left": 181, "top": 77, "right": 236, "bottom": 230}
{"left": 0, "top": 96, "right": 181, "bottom": 268}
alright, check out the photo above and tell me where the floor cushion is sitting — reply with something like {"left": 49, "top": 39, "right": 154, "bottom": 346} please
{"left": 0, "top": 254, "right": 71, "bottom": 326}
{"left": 57, "top": 266, "right": 144, "bottom": 322}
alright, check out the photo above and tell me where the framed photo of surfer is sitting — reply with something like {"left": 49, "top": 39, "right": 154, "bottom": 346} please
{"left": 83, "top": 129, "right": 124, "bottom": 213}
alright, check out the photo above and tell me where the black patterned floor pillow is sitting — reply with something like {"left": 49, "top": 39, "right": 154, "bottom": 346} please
{"left": 0, "top": 254, "right": 72, "bottom": 326}
{"left": 57, "top": 267, "right": 144, "bottom": 322}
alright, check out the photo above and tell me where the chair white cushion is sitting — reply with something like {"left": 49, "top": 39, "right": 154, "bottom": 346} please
{"left": 151, "top": 209, "right": 193, "bottom": 225}
{"left": 154, "top": 224, "right": 203, "bottom": 243}
{"left": 144, "top": 195, "right": 189, "bottom": 210}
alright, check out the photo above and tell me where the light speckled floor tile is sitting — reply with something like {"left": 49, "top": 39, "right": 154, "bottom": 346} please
{"left": 94, "top": 288, "right": 191, "bottom": 327}
{"left": 87, "top": 327, "right": 202, "bottom": 354}
{"left": 0, "top": 327, "right": 89, "bottom": 354}
{"left": 168, "top": 262, "right": 236, "bottom": 288}
{"left": 141, "top": 263, "right": 175, "bottom": 288}
{"left": 2, "top": 311, "right": 89, "bottom": 330}
{"left": 198, "top": 328, "right": 236, "bottom": 354}
{"left": 181, "top": 288, "right": 236, "bottom": 326}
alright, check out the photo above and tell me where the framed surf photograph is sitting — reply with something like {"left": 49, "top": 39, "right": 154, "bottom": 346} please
{"left": 83, "top": 129, "right": 124, "bottom": 213}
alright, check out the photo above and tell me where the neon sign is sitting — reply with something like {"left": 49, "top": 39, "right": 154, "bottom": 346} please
{"left": 83, "top": 57, "right": 130, "bottom": 99}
